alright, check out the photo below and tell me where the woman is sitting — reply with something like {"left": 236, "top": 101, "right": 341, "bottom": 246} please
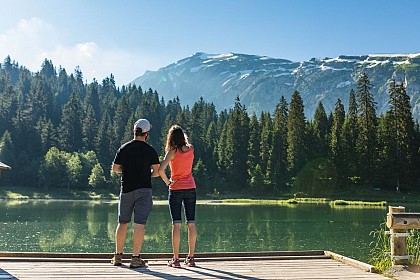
{"left": 159, "top": 125, "right": 197, "bottom": 268}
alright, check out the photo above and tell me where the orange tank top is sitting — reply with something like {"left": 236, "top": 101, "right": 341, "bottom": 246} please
{"left": 169, "top": 147, "right": 196, "bottom": 190}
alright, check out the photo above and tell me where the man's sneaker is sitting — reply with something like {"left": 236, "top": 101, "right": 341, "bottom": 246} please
{"left": 129, "top": 256, "right": 146, "bottom": 268}
{"left": 168, "top": 258, "right": 181, "bottom": 268}
{"left": 184, "top": 256, "right": 195, "bottom": 267}
{"left": 111, "top": 253, "right": 123, "bottom": 266}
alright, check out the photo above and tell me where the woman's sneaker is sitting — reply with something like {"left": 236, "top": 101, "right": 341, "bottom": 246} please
{"left": 168, "top": 258, "right": 181, "bottom": 268}
{"left": 184, "top": 256, "right": 195, "bottom": 267}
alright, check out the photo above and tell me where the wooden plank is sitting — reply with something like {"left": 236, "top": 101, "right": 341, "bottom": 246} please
{"left": 0, "top": 258, "right": 390, "bottom": 279}
{"left": 0, "top": 250, "right": 325, "bottom": 259}
{"left": 387, "top": 213, "right": 420, "bottom": 229}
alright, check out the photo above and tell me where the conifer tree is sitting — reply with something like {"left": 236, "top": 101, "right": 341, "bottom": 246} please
{"left": 247, "top": 114, "right": 262, "bottom": 187}
{"left": 387, "top": 79, "right": 417, "bottom": 189}
{"left": 189, "top": 97, "right": 207, "bottom": 162}
{"left": 356, "top": 72, "right": 378, "bottom": 185}
{"left": 330, "top": 98, "right": 346, "bottom": 182}
{"left": 222, "top": 96, "right": 250, "bottom": 190}
{"left": 84, "top": 79, "right": 101, "bottom": 120}
{"left": 0, "top": 130, "right": 15, "bottom": 184}
{"left": 268, "top": 96, "right": 288, "bottom": 190}
{"left": 204, "top": 120, "right": 218, "bottom": 177}
{"left": 36, "top": 117, "right": 56, "bottom": 154}
{"left": 330, "top": 98, "right": 345, "bottom": 164}
{"left": 340, "top": 90, "right": 359, "bottom": 184}
{"left": 113, "top": 95, "right": 131, "bottom": 145}
{"left": 259, "top": 111, "right": 272, "bottom": 179}
{"left": 59, "top": 92, "right": 83, "bottom": 151}
{"left": 287, "top": 91, "right": 306, "bottom": 176}
{"left": 311, "top": 101, "right": 329, "bottom": 159}
{"left": 82, "top": 105, "right": 98, "bottom": 151}
{"left": 56, "top": 67, "right": 71, "bottom": 110}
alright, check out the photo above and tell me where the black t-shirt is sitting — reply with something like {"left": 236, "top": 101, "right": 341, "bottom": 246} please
{"left": 113, "top": 140, "right": 160, "bottom": 193}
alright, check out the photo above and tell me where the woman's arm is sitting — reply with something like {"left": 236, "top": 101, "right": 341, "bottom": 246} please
{"left": 158, "top": 149, "right": 175, "bottom": 186}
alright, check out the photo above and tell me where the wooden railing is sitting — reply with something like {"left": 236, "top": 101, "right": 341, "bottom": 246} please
{"left": 386, "top": 206, "right": 420, "bottom": 265}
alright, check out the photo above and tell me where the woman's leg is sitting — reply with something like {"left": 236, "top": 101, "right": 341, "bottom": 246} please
{"left": 172, "top": 223, "right": 182, "bottom": 259}
{"left": 168, "top": 190, "right": 183, "bottom": 259}
{"left": 183, "top": 189, "right": 197, "bottom": 257}
{"left": 186, "top": 223, "right": 197, "bottom": 257}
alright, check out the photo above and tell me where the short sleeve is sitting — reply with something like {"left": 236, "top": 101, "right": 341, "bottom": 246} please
{"left": 113, "top": 148, "right": 122, "bottom": 165}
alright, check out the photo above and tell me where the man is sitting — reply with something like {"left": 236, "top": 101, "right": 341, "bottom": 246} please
{"left": 111, "top": 118, "right": 160, "bottom": 268}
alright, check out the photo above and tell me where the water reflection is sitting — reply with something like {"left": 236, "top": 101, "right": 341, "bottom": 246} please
{"left": 0, "top": 200, "right": 418, "bottom": 263}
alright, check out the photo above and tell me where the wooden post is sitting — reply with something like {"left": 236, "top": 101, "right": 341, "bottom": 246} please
{"left": 387, "top": 206, "right": 408, "bottom": 265}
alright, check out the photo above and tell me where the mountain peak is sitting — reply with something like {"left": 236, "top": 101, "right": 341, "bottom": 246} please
{"left": 132, "top": 52, "right": 420, "bottom": 119}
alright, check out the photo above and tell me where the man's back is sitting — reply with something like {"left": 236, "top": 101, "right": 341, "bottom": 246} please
{"left": 114, "top": 140, "right": 159, "bottom": 193}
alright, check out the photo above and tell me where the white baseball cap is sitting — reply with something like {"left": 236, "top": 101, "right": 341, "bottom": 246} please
{"left": 133, "top": 119, "right": 151, "bottom": 133}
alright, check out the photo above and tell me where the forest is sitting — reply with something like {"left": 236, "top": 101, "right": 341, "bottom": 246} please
{"left": 0, "top": 56, "right": 419, "bottom": 198}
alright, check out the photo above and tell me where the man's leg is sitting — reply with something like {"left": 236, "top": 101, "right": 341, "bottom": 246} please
{"left": 132, "top": 223, "right": 145, "bottom": 256}
{"left": 115, "top": 223, "right": 128, "bottom": 253}
{"left": 111, "top": 223, "right": 128, "bottom": 266}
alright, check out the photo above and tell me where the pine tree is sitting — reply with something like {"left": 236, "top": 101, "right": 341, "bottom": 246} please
{"left": 221, "top": 96, "right": 250, "bottom": 190}
{"left": 36, "top": 117, "right": 56, "bottom": 154}
{"left": 356, "top": 72, "right": 378, "bottom": 185}
{"left": 0, "top": 130, "right": 15, "bottom": 184}
{"left": 330, "top": 98, "right": 345, "bottom": 155}
{"left": 287, "top": 91, "right": 307, "bottom": 176}
{"left": 247, "top": 114, "right": 262, "bottom": 188}
{"left": 189, "top": 97, "right": 206, "bottom": 162}
{"left": 340, "top": 90, "right": 359, "bottom": 184}
{"left": 268, "top": 96, "right": 288, "bottom": 191}
{"left": 259, "top": 111, "right": 272, "bottom": 180}
{"left": 82, "top": 105, "right": 98, "bottom": 151}
{"left": 311, "top": 102, "right": 329, "bottom": 159}
{"left": 113, "top": 95, "right": 131, "bottom": 145}
{"left": 387, "top": 79, "right": 417, "bottom": 189}
{"left": 330, "top": 99, "right": 345, "bottom": 172}
{"left": 59, "top": 92, "right": 83, "bottom": 151}
{"left": 204, "top": 120, "right": 218, "bottom": 177}
{"left": 84, "top": 79, "right": 101, "bottom": 120}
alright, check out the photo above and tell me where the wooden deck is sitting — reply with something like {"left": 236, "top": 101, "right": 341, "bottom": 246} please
{"left": 0, "top": 251, "right": 390, "bottom": 279}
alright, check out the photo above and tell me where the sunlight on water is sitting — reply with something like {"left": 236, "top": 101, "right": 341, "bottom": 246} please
{"left": 0, "top": 200, "right": 418, "bottom": 263}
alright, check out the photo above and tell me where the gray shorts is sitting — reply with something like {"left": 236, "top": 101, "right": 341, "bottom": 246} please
{"left": 118, "top": 188, "right": 153, "bottom": 224}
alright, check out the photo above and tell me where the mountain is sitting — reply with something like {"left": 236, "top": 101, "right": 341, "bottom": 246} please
{"left": 132, "top": 52, "right": 420, "bottom": 119}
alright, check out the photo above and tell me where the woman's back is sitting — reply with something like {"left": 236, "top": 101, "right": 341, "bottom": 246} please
{"left": 169, "top": 145, "right": 196, "bottom": 190}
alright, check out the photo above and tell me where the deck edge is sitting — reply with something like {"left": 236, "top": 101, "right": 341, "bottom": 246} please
{"left": 324, "top": 250, "right": 378, "bottom": 273}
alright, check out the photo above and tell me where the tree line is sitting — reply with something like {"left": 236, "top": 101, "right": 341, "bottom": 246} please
{"left": 0, "top": 56, "right": 419, "bottom": 197}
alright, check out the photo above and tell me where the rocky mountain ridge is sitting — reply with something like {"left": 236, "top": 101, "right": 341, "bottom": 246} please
{"left": 132, "top": 52, "right": 420, "bottom": 119}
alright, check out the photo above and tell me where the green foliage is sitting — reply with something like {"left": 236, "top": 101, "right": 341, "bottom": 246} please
{"left": 88, "top": 163, "right": 106, "bottom": 188}
{"left": 370, "top": 222, "right": 420, "bottom": 272}
{"left": 287, "top": 91, "right": 307, "bottom": 176}
{"left": 292, "top": 158, "right": 338, "bottom": 196}
{"left": 0, "top": 57, "right": 419, "bottom": 197}
{"left": 369, "top": 222, "right": 392, "bottom": 272}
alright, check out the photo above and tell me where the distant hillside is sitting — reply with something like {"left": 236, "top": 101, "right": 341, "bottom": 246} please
{"left": 132, "top": 52, "right": 420, "bottom": 119}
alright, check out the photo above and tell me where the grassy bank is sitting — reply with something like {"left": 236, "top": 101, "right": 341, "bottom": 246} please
{"left": 1, "top": 185, "right": 418, "bottom": 206}
{"left": 0, "top": 186, "right": 118, "bottom": 200}
{"left": 221, "top": 198, "right": 387, "bottom": 207}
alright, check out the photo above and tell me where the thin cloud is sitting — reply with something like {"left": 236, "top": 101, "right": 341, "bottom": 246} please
{"left": 0, "top": 17, "right": 162, "bottom": 85}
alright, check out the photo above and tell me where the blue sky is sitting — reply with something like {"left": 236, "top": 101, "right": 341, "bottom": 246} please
{"left": 1, "top": 0, "right": 419, "bottom": 85}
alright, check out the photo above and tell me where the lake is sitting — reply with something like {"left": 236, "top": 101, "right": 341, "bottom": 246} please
{"left": 1, "top": 200, "right": 419, "bottom": 263}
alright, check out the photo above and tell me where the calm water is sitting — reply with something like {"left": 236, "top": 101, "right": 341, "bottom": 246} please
{"left": 1, "top": 200, "right": 419, "bottom": 263}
